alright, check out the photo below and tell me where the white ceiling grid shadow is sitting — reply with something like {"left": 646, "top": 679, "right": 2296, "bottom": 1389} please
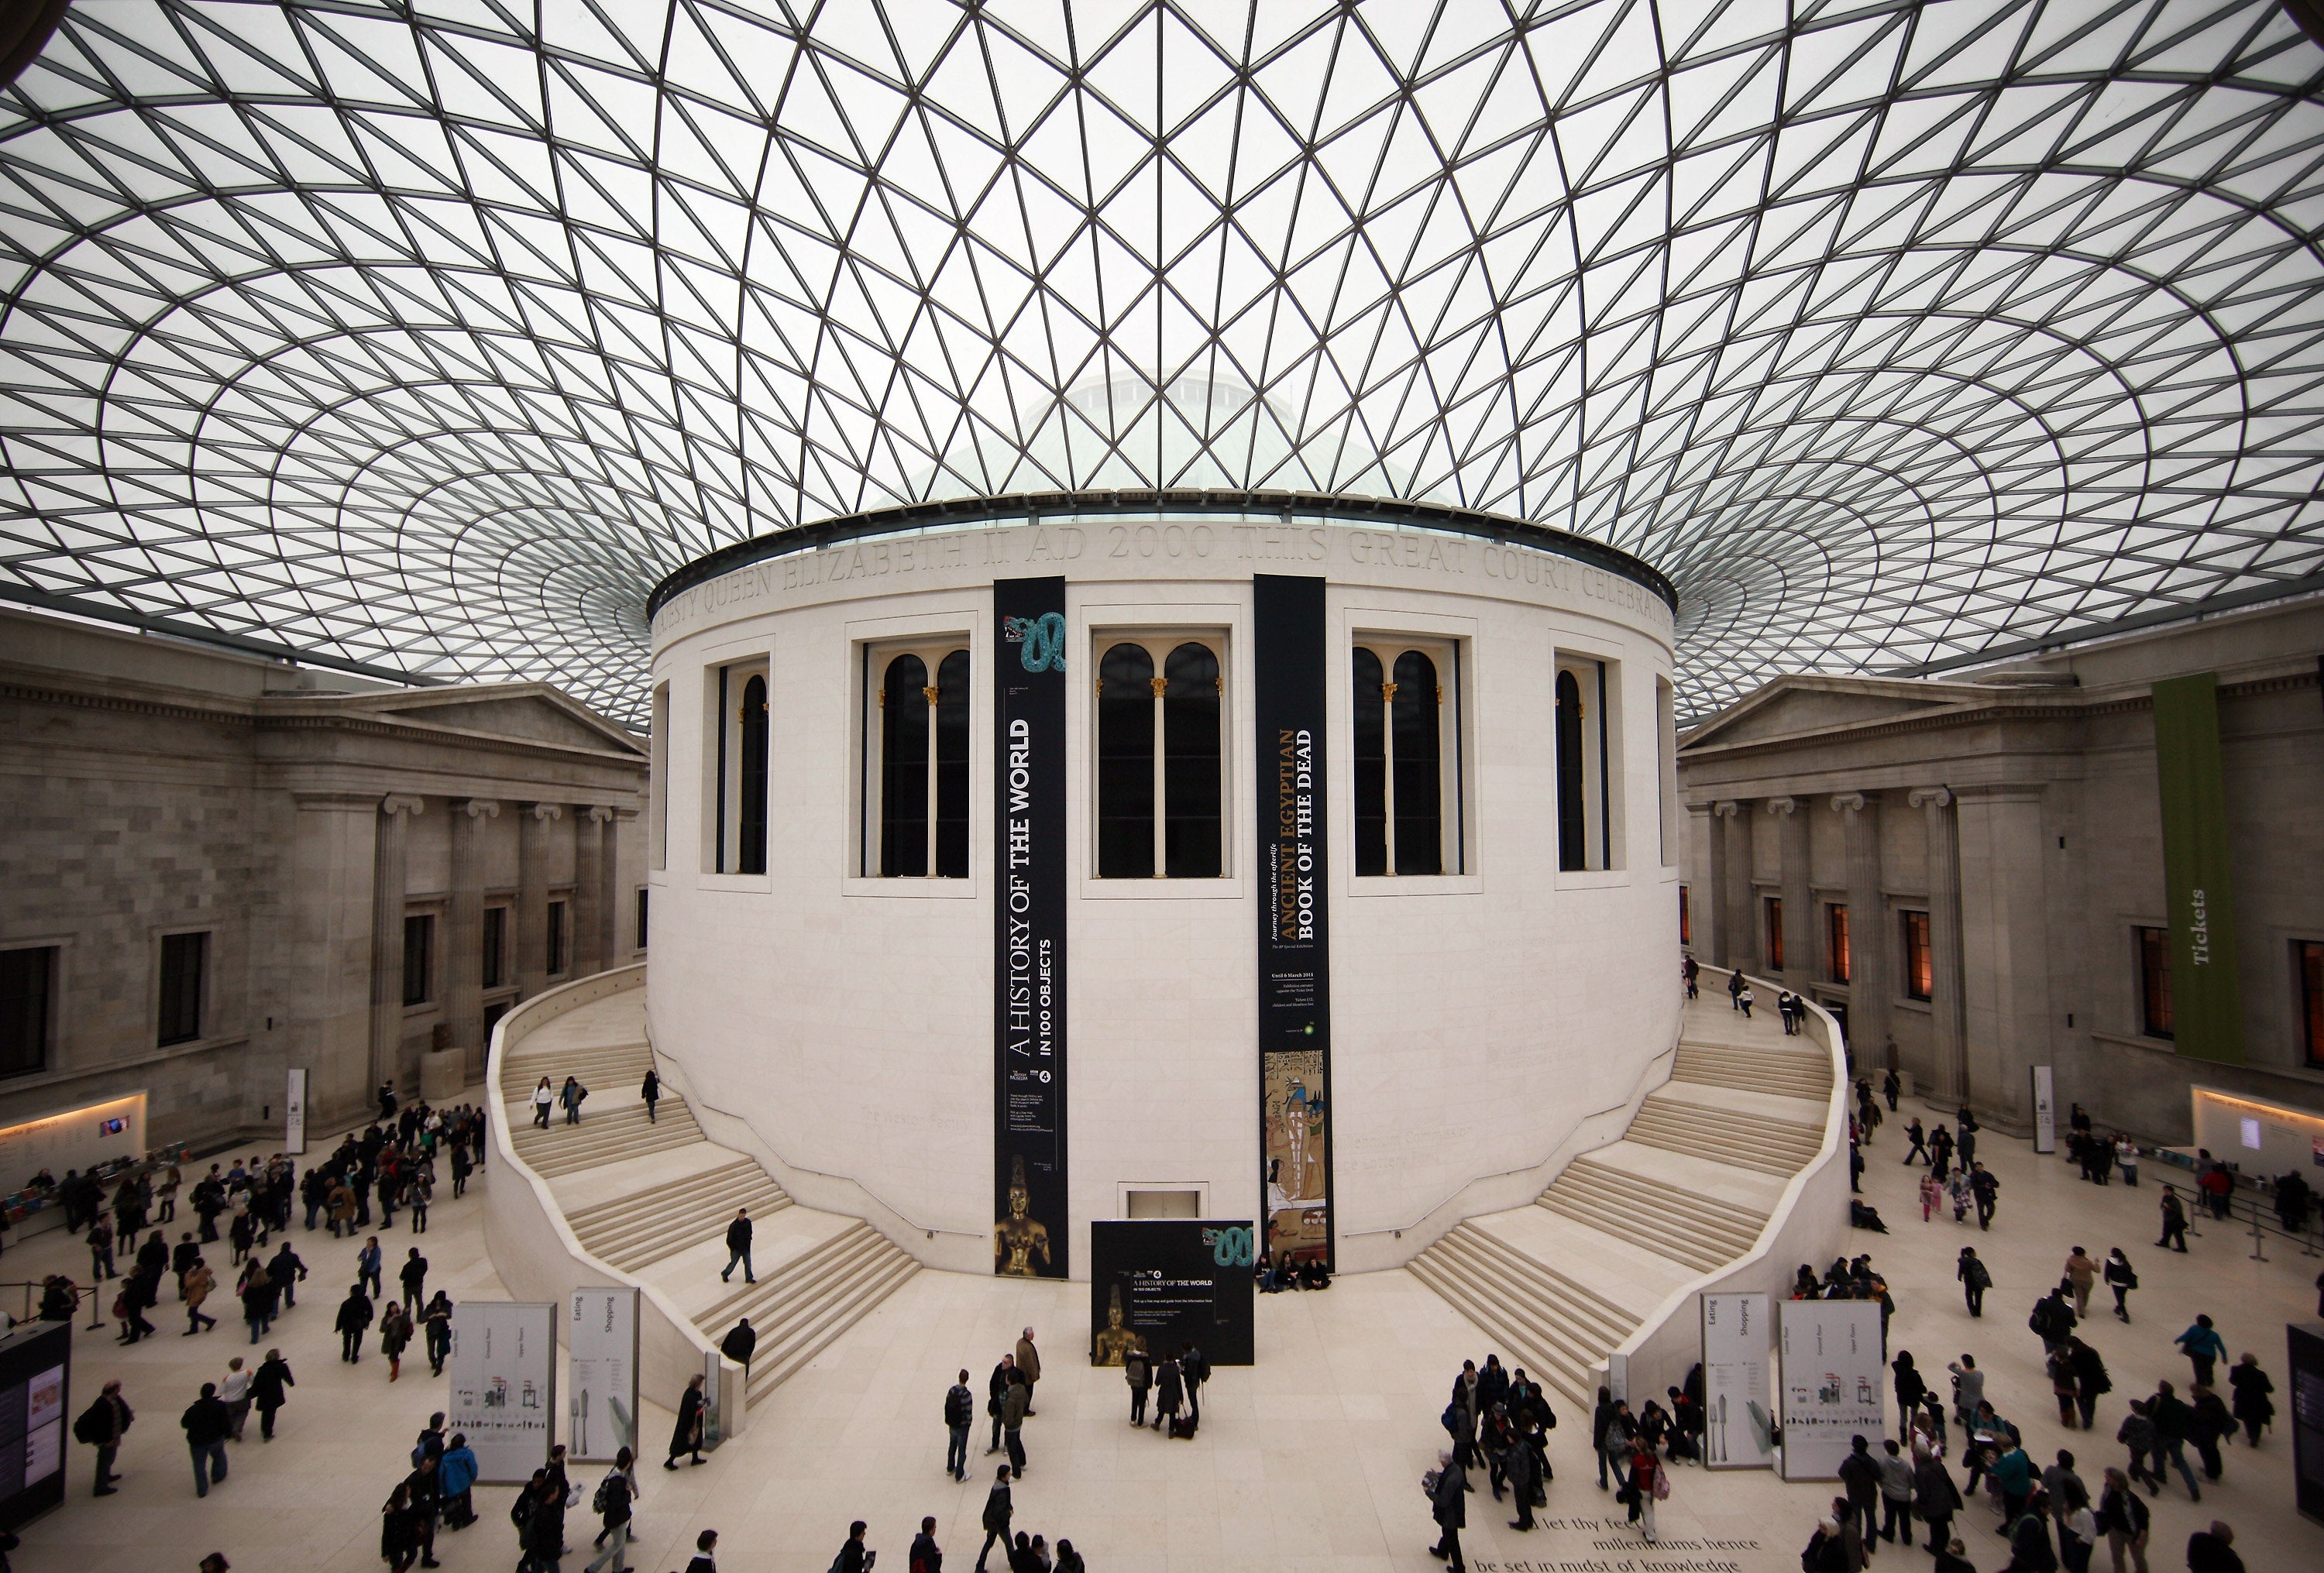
{"left": 0, "top": 0, "right": 2319, "bottom": 725}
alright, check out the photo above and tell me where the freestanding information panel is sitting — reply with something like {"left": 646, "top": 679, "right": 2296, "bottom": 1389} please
{"left": 449, "top": 1302, "right": 555, "bottom": 1484}
{"left": 2291, "top": 1323, "right": 2324, "bottom": 1526}
{"left": 1088, "top": 1219, "right": 1255, "bottom": 1368}
{"left": 1700, "top": 1292, "right": 1773, "bottom": 1470}
{"left": 1776, "top": 1299, "right": 1884, "bottom": 1480}
{"left": 0, "top": 1322, "right": 67, "bottom": 1530}
{"left": 566, "top": 1287, "right": 638, "bottom": 1463}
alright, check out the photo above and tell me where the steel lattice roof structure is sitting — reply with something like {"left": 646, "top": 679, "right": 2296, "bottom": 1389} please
{"left": 2, "top": 1, "right": 2322, "bottom": 726}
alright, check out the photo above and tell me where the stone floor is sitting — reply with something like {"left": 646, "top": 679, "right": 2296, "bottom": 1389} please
{"left": 5, "top": 1087, "right": 2319, "bottom": 1572}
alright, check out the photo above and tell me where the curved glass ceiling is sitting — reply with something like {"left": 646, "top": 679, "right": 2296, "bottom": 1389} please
{"left": 2, "top": 2, "right": 2320, "bottom": 725}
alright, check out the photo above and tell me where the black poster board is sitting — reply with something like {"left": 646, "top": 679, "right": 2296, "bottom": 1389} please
{"left": 993, "top": 575, "right": 1069, "bottom": 1278}
{"left": 1253, "top": 574, "right": 1334, "bottom": 1268}
{"left": 1088, "top": 1219, "right": 1255, "bottom": 1367}
{"left": 0, "top": 1321, "right": 68, "bottom": 1530}
{"left": 2293, "top": 1323, "right": 2324, "bottom": 1525}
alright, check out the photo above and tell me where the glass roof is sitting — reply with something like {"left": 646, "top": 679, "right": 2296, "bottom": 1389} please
{"left": 2, "top": 1, "right": 2319, "bottom": 726}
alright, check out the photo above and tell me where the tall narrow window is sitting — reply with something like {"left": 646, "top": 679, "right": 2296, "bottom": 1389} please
{"left": 158, "top": 930, "right": 207, "bottom": 1046}
{"left": 1827, "top": 904, "right": 1851, "bottom": 984}
{"left": 546, "top": 900, "right": 568, "bottom": 977}
{"left": 2300, "top": 941, "right": 2324, "bottom": 1067}
{"left": 1096, "top": 643, "right": 1156, "bottom": 878}
{"left": 1679, "top": 887, "right": 1690, "bottom": 946}
{"left": 1902, "top": 911, "right": 1932, "bottom": 1001}
{"left": 402, "top": 914, "right": 434, "bottom": 1006}
{"left": 2137, "top": 926, "right": 2174, "bottom": 1039}
{"left": 737, "top": 674, "right": 768, "bottom": 875}
{"left": 0, "top": 946, "right": 57, "bottom": 1078}
{"left": 1353, "top": 647, "right": 1387, "bottom": 876}
{"left": 1655, "top": 675, "right": 1678, "bottom": 865}
{"left": 635, "top": 888, "right": 650, "bottom": 952}
{"left": 1765, "top": 896, "right": 1785, "bottom": 970}
{"left": 880, "top": 654, "right": 930, "bottom": 878}
{"left": 649, "top": 680, "right": 669, "bottom": 871}
{"left": 1555, "top": 669, "right": 1586, "bottom": 870}
{"left": 863, "top": 641, "right": 971, "bottom": 878}
{"left": 1162, "top": 643, "right": 1222, "bottom": 878}
{"left": 482, "top": 906, "right": 507, "bottom": 989}
{"left": 1353, "top": 637, "right": 1462, "bottom": 876}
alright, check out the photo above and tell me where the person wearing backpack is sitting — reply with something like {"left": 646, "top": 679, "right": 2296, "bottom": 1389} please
{"left": 2103, "top": 1250, "right": 2138, "bottom": 1323}
{"left": 437, "top": 1432, "right": 479, "bottom": 1530}
{"left": 2032, "top": 1283, "right": 2078, "bottom": 1355}
{"left": 74, "top": 1378, "right": 133, "bottom": 1496}
{"left": 908, "top": 1515, "right": 941, "bottom": 1573}
{"left": 829, "top": 1520, "right": 872, "bottom": 1573}
{"left": 1958, "top": 1247, "right": 1991, "bottom": 1317}
{"left": 1122, "top": 1346, "right": 1152, "bottom": 1428}
{"left": 583, "top": 1447, "right": 638, "bottom": 1573}
{"left": 944, "top": 1368, "right": 975, "bottom": 1481}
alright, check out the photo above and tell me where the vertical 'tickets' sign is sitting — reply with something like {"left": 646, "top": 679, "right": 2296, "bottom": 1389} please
{"left": 2153, "top": 671, "right": 2245, "bottom": 1065}
{"left": 994, "top": 575, "right": 1068, "bottom": 1277}
{"left": 1254, "top": 574, "right": 1334, "bottom": 1269}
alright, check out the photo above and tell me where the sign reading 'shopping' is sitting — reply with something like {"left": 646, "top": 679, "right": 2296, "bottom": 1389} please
{"left": 994, "top": 575, "right": 1069, "bottom": 1276}
{"left": 1254, "top": 574, "right": 1334, "bottom": 1269}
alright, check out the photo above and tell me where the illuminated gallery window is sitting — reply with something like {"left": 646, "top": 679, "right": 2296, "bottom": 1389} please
{"left": 1095, "top": 635, "right": 1225, "bottom": 879}
{"left": 709, "top": 658, "right": 769, "bottom": 875}
{"left": 1827, "top": 904, "right": 1851, "bottom": 984}
{"left": 1764, "top": 896, "right": 1786, "bottom": 970}
{"left": 861, "top": 641, "right": 971, "bottom": 878}
{"left": 2137, "top": 926, "right": 2174, "bottom": 1040}
{"left": 1553, "top": 653, "right": 1620, "bottom": 871}
{"left": 1352, "top": 637, "right": 1463, "bottom": 877}
{"left": 1902, "top": 911, "right": 1933, "bottom": 1001}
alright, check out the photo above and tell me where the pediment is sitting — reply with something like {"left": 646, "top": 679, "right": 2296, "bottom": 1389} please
{"left": 1683, "top": 678, "right": 1984, "bottom": 750}
{"left": 362, "top": 685, "right": 643, "bottom": 754}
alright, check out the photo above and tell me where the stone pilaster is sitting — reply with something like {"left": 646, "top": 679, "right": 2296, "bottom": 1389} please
{"left": 1769, "top": 796, "right": 1812, "bottom": 984}
{"left": 368, "top": 793, "right": 425, "bottom": 1097}
{"left": 1911, "top": 786, "right": 1968, "bottom": 1103}
{"left": 599, "top": 808, "right": 625, "bottom": 963}
{"left": 518, "top": 802, "right": 562, "bottom": 998}
{"left": 1957, "top": 784, "right": 2051, "bottom": 1121}
{"left": 290, "top": 791, "right": 378, "bottom": 1126}
{"left": 1714, "top": 800, "right": 1751, "bottom": 973}
{"left": 448, "top": 799, "right": 498, "bottom": 1080}
{"left": 1831, "top": 792, "right": 1888, "bottom": 1064}
{"left": 573, "top": 803, "right": 605, "bottom": 977}
{"left": 1685, "top": 802, "right": 1714, "bottom": 955}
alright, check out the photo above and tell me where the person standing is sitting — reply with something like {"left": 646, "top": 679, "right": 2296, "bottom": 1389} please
{"left": 1627, "top": 1438, "right": 1662, "bottom": 1545}
{"left": 357, "top": 1237, "right": 383, "bottom": 1300}
{"left": 1838, "top": 1434, "right": 1882, "bottom": 1544}
{"left": 249, "top": 1348, "right": 292, "bottom": 1441}
{"left": 2175, "top": 1315, "right": 2226, "bottom": 1389}
{"left": 380, "top": 1299, "right": 413, "bottom": 1380}
{"left": 1882, "top": 1068, "right": 1900, "bottom": 1112}
{"left": 181, "top": 1381, "right": 232, "bottom": 1497}
{"left": 1013, "top": 1327, "right": 1041, "bottom": 1415}
{"left": 583, "top": 1447, "right": 638, "bottom": 1573}
{"left": 438, "top": 1432, "right": 479, "bottom": 1530}
{"left": 2226, "top": 1354, "right": 2272, "bottom": 1447}
{"left": 2157, "top": 1187, "right": 2188, "bottom": 1252}
{"left": 1180, "top": 1338, "right": 1205, "bottom": 1424}
{"left": 682, "top": 1529, "right": 719, "bottom": 1573}
{"left": 1429, "top": 1451, "right": 1469, "bottom": 1570}
{"left": 422, "top": 1291, "right": 454, "bottom": 1377}
{"left": 719, "top": 1208, "right": 754, "bottom": 1285}
{"left": 1892, "top": 1352, "right": 1927, "bottom": 1441}
{"left": 74, "top": 1379, "right": 133, "bottom": 1496}
{"left": 335, "top": 1282, "right": 373, "bottom": 1363}
{"left": 1727, "top": 969, "right": 1743, "bottom": 1011}
{"left": 2064, "top": 1248, "right": 2100, "bottom": 1319}
{"left": 641, "top": 1067, "right": 660, "bottom": 1124}
{"left": 665, "top": 1373, "right": 708, "bottom": 1468}
{"left": 2116, "top": 1136, "right": 2139, "bottom": 1188}
{"left": 942, "top": 1368, "right": 972, "bottom": 1481}
{"left": 2104, "top": 1249, "right": 2138, "bottom": 1323}
{"left": 975, "top": 1465, "right": 1012, "bottom": 1573}
{"left": 1153, "top": 1352, "right": 1184, "bottom": 1435}
{"left": 87, "top": 1218, "right": 115, "bottom": 1283}
{"left": 1123, "top": 1346, "right": 1152, "bottom": 1428}
{"left": 909, "top": 1516, "right": 941, "bottom": 1573}
{"left": 1958, "top": 1247, "right": 1990, "bottom": 1317}
{"left": 985, "top": 1353, "right": 1015, "bottom": 1451}
{"left": 1913, "top": 1441, "right": 1961, "bottom": 1553}
{"left": 2185, "top": 1522, "right": 2241, "bottom": 1573}
{"left": 1000, "top": 1367, "right": 1030, "bottom": 1474}
{"left": 1501, "top": 1414, "right": 1542, "bottom": 1530}
{"left": 1876, "top": 1438, "right": 1914, "bottom": 1545}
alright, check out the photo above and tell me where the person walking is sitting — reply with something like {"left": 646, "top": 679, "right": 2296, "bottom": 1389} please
{"left": 2157, "top": 1187, "right": 2188, "bottom": 1252}
{"left": 681, "top": 1529, "right": 718, "bottom": 1573}
{"left": 380, "top": 1299, "right": 413, "bottom": 1380}
{"left": 2033, "top": 1280, "right": 2078, "bottom": 1356}
{"left": 1893, "top": 1351, "right": 1927, "bottom": 1441}
{"left": 87, "top": 1218, "right": 115, "bottom": 1283}
{"left": 181, "top": 1381, "right": 232, "bottom": 1497}
{"left": 2175, "top": 1315, "right": 2226, "bottom": 1389}
{"left": 1501, "top": 1413, "right": 1542, "bottom": 1530}
{"left": 1728, "top": 970, "right": 1744, "bottom": 1011}
{"left": 559, "top": 1075, "right": 587, "bottom": 1125}
{"left": 2226, "top": 1354, "right": 2272, "bottom": 1447}
{"left": 1428, "top": 1451, "right": 1469, "bottom": 1570}
{"left": 1013, "top": 1327, "right": 1042, "bottom": 1415}
{"left": 183, "top": 1256, "right": 218, "bottom": 1334}
{"left": 422, "top": 1290, "right": 454, "bottom": 1377}
{"left": 975, "top": 1465, "right": 1012, "bottom": 1573}
{"left": 220, "top": 1356, "right": 253, "bottom": 1441}
{"left": 665, "top": 1372, "right": 707, "bottom": 1468}
{"left": 2104, "top": 1249, "right": 2138, "bottom": 1323}
{"left": 719, "top": 1317, "right": 755, "bottom": 1382}
{"left": 73, "top": 1379, "right": 133, "bottom": 1496}
{"left": 266, "top": 1239, "right": 307, "bottom": 1309}
{"left": 1626, "top": 1437, "right": 1662, "bottom": 1544}
{"left": 1000, "top": 1367, "right": 1030, "bottom": 1474}
{"left": 399, "top": 1247, "right": 427, "bottom": 1314}
{"left": 719, "top": 1208, "right": 754, "bottom": 1284}
{"left": 1123, "top": 1345, "right": 1152, "bottom": 1428}
{"left": 2094, "top": 1467, "right": 2149, "bottom": 1573}
{"left": 1903, "top": 1119, "right": 1928, "bottom": 1166}
{"left": 336, "top": 1282, "right": 373, "bottom": 1362}
{"left": 640, "top": 1067, "right": 659, "bottom": 1124}
{"left": 2070, "top": 1338, "right": 2113, "bottom": 1432}
{"left": 250, "top": 1348, "right": 292, "bottom": 1441}
{"left": 380, "top": 1481, "right": 423, "bottom": 1573}
{"left": 438, "top": 1433, "right": 479, "bottom": 1530}
{"left": 909, "top": 1516, "right": 941, "bottom": 1573}
{"left": 827, "top": 1522, "right": 872, "bottom": 1573}
{"left": 1958, "top": 1247, "right": 1991, "bottom": 1317}
{"left": 2185, "top": 1521, "right": 2241, "bottom": 1573}
{"left": 1738, "top": 985, "right": 1755, "bottom": 1018}
{"left": 531, "top": 1077, "right": 554, "bottom": 1130}
{"left": 944, "top": 1367, "right": 975, "bottom": 1480}
{"left": 582, "top": 1447, "right": 638, "bottom": 1573}
{"left": 2147, "top": 1382, "right": 2202, "bottom": 1499}
{"left": 1913, "top": 1441, "right": 1961, "bottom": 1553}
{"left": 357, "top": 1237, "right": 383, "bottom": 1300}
{"left": 1970, "top": 1163, "right": 2000, "bottom": 1229}
{"left": 1153, "top": 1352, "right": 1183, "bottom": 1435}
{"left": 2064, "top": 1248, "right": 2100, "bottom": 1320}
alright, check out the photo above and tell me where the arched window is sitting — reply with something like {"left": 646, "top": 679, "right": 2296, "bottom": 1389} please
{"left": 1095, "top": 634, "right": 1226, "bottom": 878}
{"left": 880, "top": 654, "right": 929, "bottom": 877}
{"left": 737, "top": 673, "right": 768, "bottom": 875}
{"left": 1096, "top": 643, "right": 1156, "bottom": 878}
{"left": 1352, "top": 638, "right": 1463, "bottom": 876}
{"left": 1556, "top": 668, "right": 1586, "bottom": 871}
{"left": 866, "top": 643, "right": 971, "bottom": 878}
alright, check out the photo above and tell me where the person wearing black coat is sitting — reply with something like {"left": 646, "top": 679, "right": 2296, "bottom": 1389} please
{"left": 335, "top": 1284, "right": 373, "bottom": 1362}
{"left": 1590, "top": 1387, "right": 1616, "bottom": 1488}
{"left": 249, "top": 1349, "right": 293, "bottom": 1441}
{"left": 266, "top": 1241, "right": 306, "bottom": 1308}
{"left": 1153, "top": 1355, "right": 1184, "bottom": 1434}
{"left": 1893, "top": 1352, "right": 1928, "bottom": 1441}
{"left": 181, "top": 1382, "right": 233, "bottom": 1496}
{"left": 666, "top": 1373, "right": 707, "bottom": 1467}
{"left": 975, "top": 1466, "right": 1012, "bottom": 1573}
{"left": 1912, "top": 1444, "right": 1961, "bottom": 1552}
{"left": 2226, "top": 1354, "right": 2273, "bottom": 1446}
{"left": 1429, "top": 1455, "right": 1469, "bottom": 1570}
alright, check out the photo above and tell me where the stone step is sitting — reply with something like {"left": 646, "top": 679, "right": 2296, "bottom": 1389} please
{"left": 1671, "top": 1050, "right": 1830, "bottom": 1098}
{"left": 1537, "top": 1159, "right": 1764, "bottom": 1273}
{"left": 566, "top": 1156, "right": 759, "bottom": 1232}
{"left": 583, "top": 1176, "right": 796, "bottom": 1276}
{"left": 738, "top": 1239, "right": 920, "bottom": 1406}
{"left": 1626, "top": 1101, "right": 1822, "bottom": 1175}
{"left": 1406, "top": 1220, "right": 1648, "bottom": 1410}
{"left": 512, "top": 1112, "right": 705, "bottom": 1177}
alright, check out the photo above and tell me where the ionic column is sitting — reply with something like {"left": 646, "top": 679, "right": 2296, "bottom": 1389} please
{"left": 592, "top": 805, "right": 618, "bottom": 970}
{"left": 1713, "top": 800, "right": 1750, "bottom": 973}
{"left": 1769, "top": 796, "right": 1811, "bottom": 983}
{"left": 368, "top": 794, "right": 425, "bottom": 1097}
{"left": 1686, "top": 802, "right": 1715, "bottom": 956}
{"left": 1832, "top": 793, "right": 1887, "bottom": 1064}
{"left": 448, "top": 799, "right": 498, "bottom": 1079}
{"left": 517, "top": 802, "right": 562, "bottom": 998}
{"left": 573, "top": 805, "right": 604, "bottom": 977}
{"left": 1911, "top": 786, "right": 1968, "bottom": 1102}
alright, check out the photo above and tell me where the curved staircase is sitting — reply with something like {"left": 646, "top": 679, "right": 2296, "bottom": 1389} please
{"left": 1408, "top": 981, "right": 1834, "bottom": 1406}
{"left": 500, "top": 987, "right": 918, "bottom": 1412}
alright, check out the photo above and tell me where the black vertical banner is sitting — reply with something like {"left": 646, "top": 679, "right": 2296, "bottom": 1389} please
{"left": 994, "top": 575, "right": 1068, "bottom": 1278}
{"left": 1254, "top": 574, "right": 1334, "bottom": 1269}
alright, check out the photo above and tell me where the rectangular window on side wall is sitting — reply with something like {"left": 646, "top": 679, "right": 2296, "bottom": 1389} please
{"left": 1902, "top": 910, "right": 1932, "bottom": 1001}
{"left": 1352, "top": 636, "right": 1463, "bottom": 877}
{"left": 482, "top": 906, "right": 507, "bottom": 990}
{"left": 1827, "top": 903, "right": 1851, "bottom": 984}
{"left": 709, "top": 659, "right": 770, "bottom": 875}
{"left": 401, "top": 914, "right": 434, "bottom": 1007}
{"left": 1095, "top": 634, "right": 1227, "bottom": 878}
{"left": 1655, "top": 676, "right": 1677, "bottom": 866}
{"left": 862, "top": 640, "right": 973, "bottom": 878}
{"left": 2137, "top": 926, "right": 2174, "bottom": 1040}
{"left": 157, "top": 930, "right": 208, "bottom": 1046}
{"left": 1552, "top": 651, "right": 1622, "bottom": 871}
{"left": 1679, "top": 886, "right": 1690, "bottom": 946}
{"left": 1764, "top": 895, "right": 1785, "bottom": 970}
{"left": 649, "top": 680, "right": 669, "bottom": 871}
{"left": 546, "top": 900, "right": 568, "bottom": 977}
{"left": 0, "top": 946, "right": 57, "bottom": 1078}
{"left": 2300, "top": 941, "right": 2324, "bottom": 1067}
{"left": 635, "top": 888, "right": 649, "bottom": 951}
